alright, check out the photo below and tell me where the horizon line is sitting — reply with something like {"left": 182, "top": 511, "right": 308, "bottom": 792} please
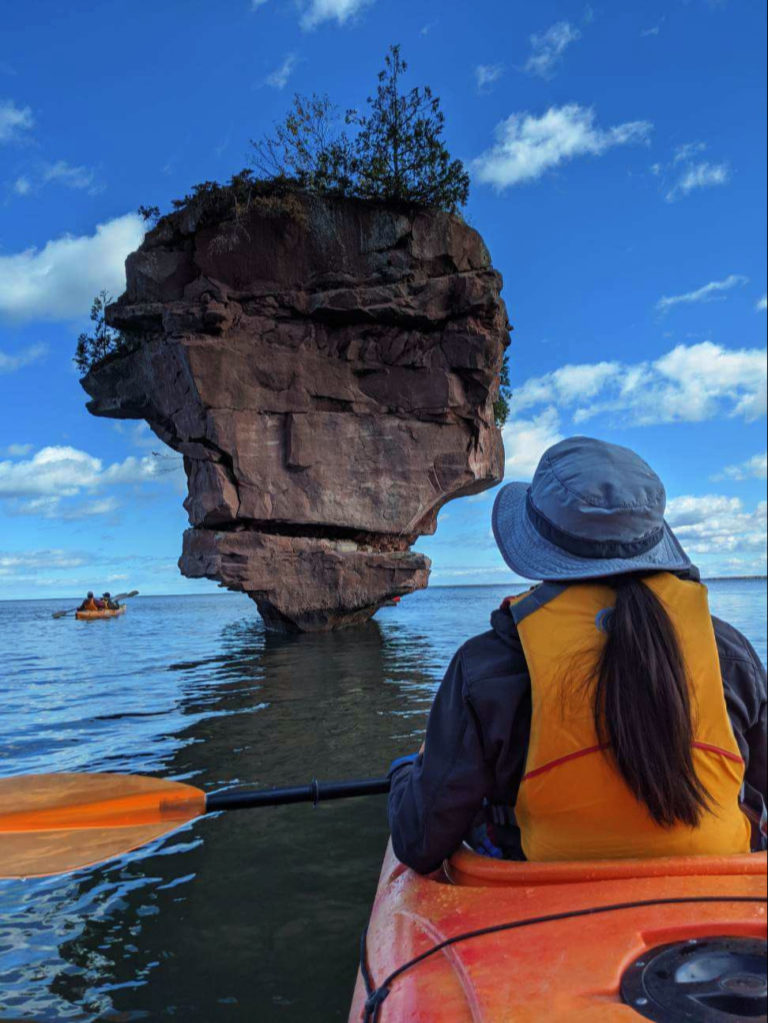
{"left": 2, "top": 575, "right": 766, "bottom": 603}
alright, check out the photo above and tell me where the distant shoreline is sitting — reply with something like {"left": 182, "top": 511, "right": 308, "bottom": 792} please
{"left": 703, "top": 576, "right": 768, "bottom": 581}
{"left": 2, "top": 576, "right": 766, "bottom": 602}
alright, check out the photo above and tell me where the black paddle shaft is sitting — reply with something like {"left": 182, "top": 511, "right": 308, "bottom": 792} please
{"left": 205, "top": 776, "right": 391, "bottom": 813}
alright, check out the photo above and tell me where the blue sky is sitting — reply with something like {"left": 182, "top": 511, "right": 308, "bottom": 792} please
{"left": 0, "top": 0, "right": 766, "bottom": 599}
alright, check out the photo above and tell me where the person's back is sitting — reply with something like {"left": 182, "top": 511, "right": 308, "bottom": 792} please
{"left": 79, "top": 592, "right": 97, "bottom": 612}
{"left": 388, "top": 437, "right": 766, "bottom": 872}
{"left": 510, "top": 572, "right": 751, "bottom": 860}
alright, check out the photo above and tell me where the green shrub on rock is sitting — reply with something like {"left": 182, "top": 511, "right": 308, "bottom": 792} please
{"left": 251, "top": 45, "right": 469, "bottom": 213}
{"left": 493, "top": 355, "right": 512, "bottom": 428}
{"left": 73, "top": 291, "right": 126, "bottom": 374}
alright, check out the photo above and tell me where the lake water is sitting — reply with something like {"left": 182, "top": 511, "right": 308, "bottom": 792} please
{"left": 0, "top": 579, "right": 765, "bottom": 1021}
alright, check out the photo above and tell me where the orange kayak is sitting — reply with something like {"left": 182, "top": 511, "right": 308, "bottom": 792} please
{"left": 349, "top": 841, "right": 767, "bottom": 1022}
{"left": 75, "top": 606, "right": 126, "bottom": 620}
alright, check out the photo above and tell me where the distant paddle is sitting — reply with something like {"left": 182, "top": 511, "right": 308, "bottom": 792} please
{"left": 52, "top": 590, "right": 139, "bottom": 619}
{"left": 0, "top": 771, "right": 390, "bottom": 878}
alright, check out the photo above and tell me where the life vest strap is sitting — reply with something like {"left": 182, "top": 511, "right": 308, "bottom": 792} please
{"left": 523, "top": 741, "right": 745, "bottom": 784}
{"left": 500, "top": 582, "right": 567, "bottom": 624}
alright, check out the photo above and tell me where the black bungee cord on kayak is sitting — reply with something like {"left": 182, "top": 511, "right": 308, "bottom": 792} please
{"left": 358, "top": 894, "right": 767, "bottom": 1022}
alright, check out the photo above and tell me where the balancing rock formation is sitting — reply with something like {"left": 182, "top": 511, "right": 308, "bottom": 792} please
{"left": 83, "top": 192, "right": 508, "bottom": 631}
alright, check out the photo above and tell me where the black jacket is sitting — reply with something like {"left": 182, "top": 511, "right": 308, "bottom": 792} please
{"left": 388, "top": 603, "right": 768, "bottom": 874}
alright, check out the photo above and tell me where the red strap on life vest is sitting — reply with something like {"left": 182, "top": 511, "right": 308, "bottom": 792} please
{"left": 500, "top": 587, "right": 536, "bottom": 612}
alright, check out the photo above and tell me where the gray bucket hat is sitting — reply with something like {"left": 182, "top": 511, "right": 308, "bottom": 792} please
{"left": 492, "top": 436, "right": 691, "bottom": 581}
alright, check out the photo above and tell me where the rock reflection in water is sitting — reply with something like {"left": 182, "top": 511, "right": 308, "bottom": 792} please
{"left": 1, "top": 607, "right": 437, "bottom": 1022}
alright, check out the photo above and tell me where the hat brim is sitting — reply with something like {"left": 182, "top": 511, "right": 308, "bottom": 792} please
{"left": 492, "top": 482, "right": 692, "bottom": 582}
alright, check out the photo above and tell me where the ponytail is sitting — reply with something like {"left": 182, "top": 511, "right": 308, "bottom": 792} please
{"left": 594, "top": 575, "right": 710, "bottom": 828}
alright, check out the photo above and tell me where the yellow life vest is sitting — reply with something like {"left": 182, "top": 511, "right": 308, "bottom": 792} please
{"left": 510, "top": 572, "right": 751, "bottom": 861}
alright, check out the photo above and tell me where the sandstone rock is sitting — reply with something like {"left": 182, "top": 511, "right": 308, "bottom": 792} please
{"left": 181, "top": 529, "right": 431, "bottom": 632}
{"left": 82, "top": 192, "right": 508, "bottom": 631}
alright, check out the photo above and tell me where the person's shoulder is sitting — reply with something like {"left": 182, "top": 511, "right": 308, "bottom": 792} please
{"left": 457, "top": 624, "right": 527, "bottom": 688}
{"left": 712, "top": 615, "right": 764, "bottom": 667}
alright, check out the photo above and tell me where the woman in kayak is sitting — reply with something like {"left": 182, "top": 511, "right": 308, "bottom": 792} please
{"left": 388, "top": 437, "right": 767, "bottom": 871}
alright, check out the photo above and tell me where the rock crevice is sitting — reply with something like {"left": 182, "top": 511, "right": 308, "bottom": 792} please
{"left": 83, "top": 192, "right": 508, "bottom": 631}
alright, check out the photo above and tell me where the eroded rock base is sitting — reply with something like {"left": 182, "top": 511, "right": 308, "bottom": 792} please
{"left": 181, "top": 528, "right": 430, "bottom": 632}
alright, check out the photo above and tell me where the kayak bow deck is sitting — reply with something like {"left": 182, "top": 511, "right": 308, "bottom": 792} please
{"left": 75, "top": 607, "right": 126, "bottom": 621}
{"left": 350, "top": 841, "right": 767, "bottom": 1022}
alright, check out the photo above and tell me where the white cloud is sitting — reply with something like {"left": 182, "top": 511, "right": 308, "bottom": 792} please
{"left": 641, "top": 23, "right": 662, "bottom": 36}
{"left": 502, "top": 406, "right": 563, "bottom": 478}
{"left": 666, "top": 161, "right": 729, "bottom": 202}
{"left": 44, "top": 161, "right": 94, "bottom": 189}
{"left": 0, "top": 446, "right": 117, "bottom": 498}
{"left": 265, "top": 53, "right": 299, "bottom": 90}
{"left": 0, "top": 213, "right": 144, "bottom": 322}
{"left": 673, "top": 142, "right": 707, "bottom": 165}
{"left": 656, "top": 273, "right": 748, "bottom": 313}
{"left": 756, "top": 295, "right": 767, "bottom": 312}
{"left": 2, "top": 443, "right": 33, "bottom": 456}
{"left": 666, "top": 495, "right": 767, "bottom": 556}
{"left": 0, "top": 98, "right": 33, "bottom": 142}
{"left": 0, "top": 549, "right": 90, "bottom": 577}
{"left": 708, "top": 555, "right": 768, "bottom": 577}
{"left": 300, "top": 0, "right": 373, "bottom": 29}
{"left": 13, "top": 495, "right": 121, "bottom": 520}
{"left": 473, "top": 104, "right": 652, "bottom": 190}
{"left": 475, "top": 63, "right": 504, "bottom": 92}
{"left": 0, "top": 445, "right": 184, "bottom": 518}
{"left": 651, "top": 142, "right": 731, "bottom": 203}
{"left": 12, "top": 175, "right": 31, "bottom": 195}
{"left": 523, "top": 21, "right": 581, "bottom": 78}
{"left": 512, "top": 342, "right": 767, "bottom": 427}
{"left": 714, "top": 452, "right": 767, "bottom": 482}
{"left": 512, "top": 361, "right": 619, "bottom": 411}
{"left": 640, "top": 343, "right": 766, "bottom": 422}
{"left": 39, "top": 160, "right": 99, "bottom": 193}
{"left": 0, "top": 342, "right": 48, "bottom": 373}
{"left": 250, "top": 0, "right": 373, "bottom": 29}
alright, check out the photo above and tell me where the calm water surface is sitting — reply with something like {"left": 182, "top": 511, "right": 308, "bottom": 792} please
{"left": 0, "top": 580, "right": 765, "bottom": 1021}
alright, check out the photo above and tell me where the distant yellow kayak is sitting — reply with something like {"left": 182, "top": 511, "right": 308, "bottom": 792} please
{"left": 75, "top": 607, "right": 126, "bottom": 621}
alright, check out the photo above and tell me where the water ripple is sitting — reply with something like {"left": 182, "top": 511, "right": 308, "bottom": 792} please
{"left": 0, "top": 582, "right": 764, "bottom": 1020}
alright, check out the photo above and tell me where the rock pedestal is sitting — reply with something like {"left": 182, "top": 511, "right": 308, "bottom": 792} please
{"left": 82, "top": 192, "right": 508, "bottom": 630}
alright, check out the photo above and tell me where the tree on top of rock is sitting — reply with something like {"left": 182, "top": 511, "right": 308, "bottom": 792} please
{"left": 251, "top": 93, "right": 354, "bottom": 196}
{"left": 348, "top": 45, "right": 469, "bottom": 211}
{"left": 250, "top": 45, "right": 469, "bottom": 213}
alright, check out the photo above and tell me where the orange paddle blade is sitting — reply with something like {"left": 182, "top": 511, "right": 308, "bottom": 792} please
{"left": 0, "top": 773, "right": 207, "bottom": 879}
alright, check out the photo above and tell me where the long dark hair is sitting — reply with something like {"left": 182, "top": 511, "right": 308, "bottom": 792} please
{"left": 593, "top": 574, "right": 711, "bottom": 828}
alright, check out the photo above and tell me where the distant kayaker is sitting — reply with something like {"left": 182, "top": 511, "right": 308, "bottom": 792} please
{"left": 78, "top": 592, "right": 98, "bottom": 612}
{"left": 388, "top": 437, "right": 767, "bottom": 872}
{"left": 102, "top": 592, "right": 118, "bottom": 610}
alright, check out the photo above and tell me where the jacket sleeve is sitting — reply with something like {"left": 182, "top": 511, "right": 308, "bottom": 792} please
{"left": 714, "top": 617, "right": 768, "bottom": 831}
{"left": 387, "top": 647, "right": 493, "bottom": 874}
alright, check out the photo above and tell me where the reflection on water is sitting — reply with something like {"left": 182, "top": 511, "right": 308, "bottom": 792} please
{"left": 0, "top": 580, "right": 765, "bottom": 1020}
